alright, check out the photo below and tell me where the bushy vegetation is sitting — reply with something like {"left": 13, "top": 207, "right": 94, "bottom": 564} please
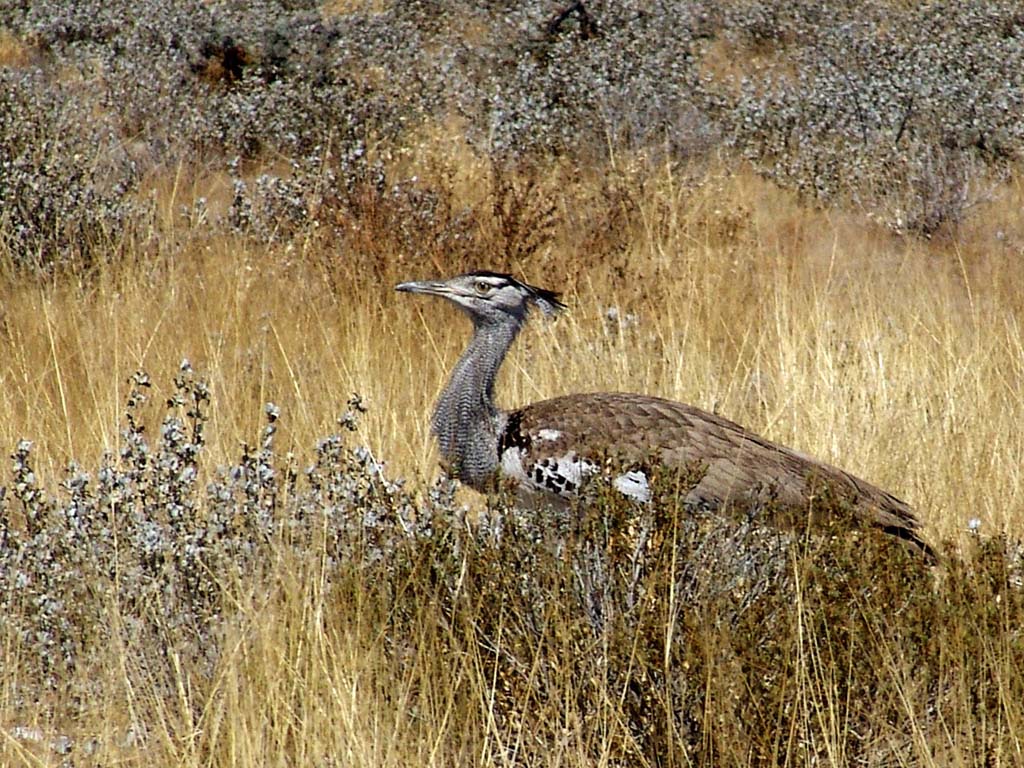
{"left": 2, "top": 0, "right": 1021, "bottom": 264}
{"left": 2, "top": 369, "right": 1022, "bottom": 764}
{"left": 1, "top": 365, "right": 412, "bottom": 692}
{"left": 714, "top": 0, "right": 1024, "bottom": 233}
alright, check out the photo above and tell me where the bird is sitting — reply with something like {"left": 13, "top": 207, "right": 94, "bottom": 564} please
{"left": 396, "top": 269, "right": 933, "bottom": 559}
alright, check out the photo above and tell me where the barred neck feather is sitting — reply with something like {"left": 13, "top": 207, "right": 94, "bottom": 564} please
{"left": 431, "top": 314, "right": 520, "bottom": 488}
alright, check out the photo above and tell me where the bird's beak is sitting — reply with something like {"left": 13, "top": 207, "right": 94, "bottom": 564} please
{"left": 395, "top": 280, "right": 449, "bottom": 297}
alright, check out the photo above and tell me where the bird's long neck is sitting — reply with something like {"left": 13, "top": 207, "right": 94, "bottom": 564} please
{"left": 432, "top": 317, "right": 521, "bottom": 488}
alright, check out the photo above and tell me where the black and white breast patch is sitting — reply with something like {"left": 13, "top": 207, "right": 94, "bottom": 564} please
{"left": 529, "top": 452, "right": 598, "bottom": 496}
{"left": 497, "top": 410, "right": 652, "bottom": 503}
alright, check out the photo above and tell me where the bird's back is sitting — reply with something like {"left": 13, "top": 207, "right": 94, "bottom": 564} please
{"left": 499, "top": 392, "right": 929, "bottom": 554}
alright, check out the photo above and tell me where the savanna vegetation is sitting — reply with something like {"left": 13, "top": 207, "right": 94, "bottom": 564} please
{"left": 1, "top": 1, "right": 1023, "bottom": 765}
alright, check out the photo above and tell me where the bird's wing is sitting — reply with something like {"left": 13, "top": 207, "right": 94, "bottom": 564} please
{"left": 503, "top": 392, "right": 926, "bottom": 545}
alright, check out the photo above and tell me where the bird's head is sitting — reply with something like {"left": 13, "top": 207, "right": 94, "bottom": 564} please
{"left": 395, "top": 270, "right": 565, "bottom": 326}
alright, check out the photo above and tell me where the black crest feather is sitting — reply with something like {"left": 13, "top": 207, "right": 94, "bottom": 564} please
{"left": 467, "top": 270, "right": 566, "bottom": 316}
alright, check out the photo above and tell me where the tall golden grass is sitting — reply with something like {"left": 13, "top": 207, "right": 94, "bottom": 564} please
{"left": 2, "top": 162, "right": 1021, "bottom": 538}
{"left": 2, "top": 156, "right": 1022, "bottom": 765}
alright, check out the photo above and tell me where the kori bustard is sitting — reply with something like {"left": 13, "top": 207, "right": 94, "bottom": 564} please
{"left": 397, "top": 270, "right": 932, "bottom": 558}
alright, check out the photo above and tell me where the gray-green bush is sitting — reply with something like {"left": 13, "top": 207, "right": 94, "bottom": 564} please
{"left": 2, "top": 0, "right": 1021, "bottom": 265}
{"left": 2, "top": 367, "right": 1022, "bottom": 764}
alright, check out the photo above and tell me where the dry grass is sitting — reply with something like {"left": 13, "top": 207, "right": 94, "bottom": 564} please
{"left": 2, "top": 158, "right": 1023, "bottom": 766}
{"left": 321, "top": 0, "right": 390, "bottom": 16}
{"left": 2, "top": 162, "right": 1021, "bottom": 538}
{"left": 0, "top": 28, "right": 33, "bottom": 68}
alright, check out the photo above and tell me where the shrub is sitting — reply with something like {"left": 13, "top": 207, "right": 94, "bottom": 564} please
{"left": 712, "top": 0, "right": 1024, "bottom": 233}
{"left": 3, "top": 368, "right": 1022, "bottom": 764}
{"left": 3, "top": 0, "right": 1022, "bottom": 267}
{"left": 0, "top": 68, "right": 151, "bottom": 268}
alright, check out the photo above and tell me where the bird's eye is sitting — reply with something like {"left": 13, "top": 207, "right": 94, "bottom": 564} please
{"left": 474, "top": 280, "right": 491, "bottom": 295}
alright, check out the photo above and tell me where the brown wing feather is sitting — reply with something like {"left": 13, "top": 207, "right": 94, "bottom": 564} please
{"left": 511, "top": 392, "right": 929, "bottom": 554}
